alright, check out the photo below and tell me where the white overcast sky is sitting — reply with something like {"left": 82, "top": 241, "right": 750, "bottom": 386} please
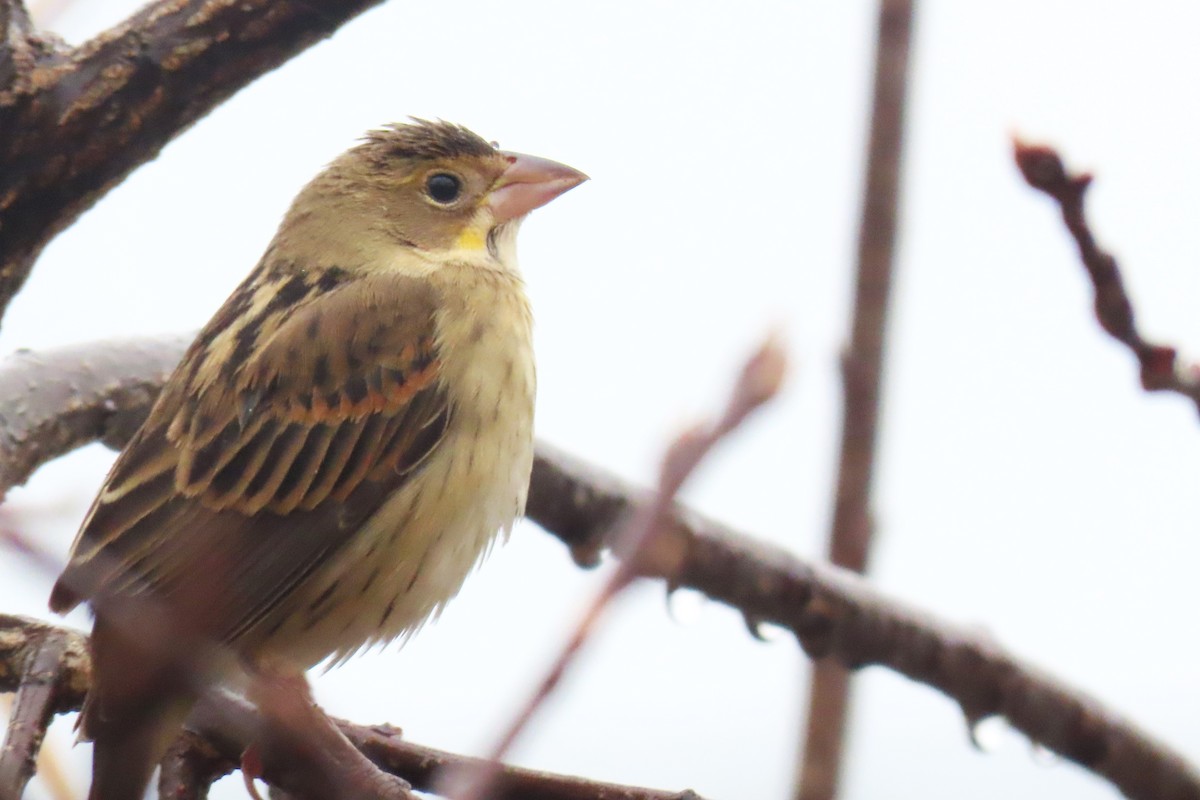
{"left": 3, "top": 2, "right": 1199, "bottom": 799}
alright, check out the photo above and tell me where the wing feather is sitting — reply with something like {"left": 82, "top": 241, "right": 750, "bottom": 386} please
{"left": 272, "top": 426, "right": 336, "bottom": 513}
{"left": 51, "top": 269, "right": 451, "bottom": 648}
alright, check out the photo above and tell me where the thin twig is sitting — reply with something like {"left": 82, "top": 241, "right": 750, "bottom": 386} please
{"left": 0, "top": 340, "right": 1198, "bottom": 799}
{"left": 797, "top": 1, "right": 915, "bottom": 799}
{"left": 1013, "top": 140, "right": 1200, "bottom": 410}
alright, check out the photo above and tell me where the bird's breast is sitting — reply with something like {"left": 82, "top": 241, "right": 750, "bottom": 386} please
{"left": 259, "top": 268, "right": 535, "bottom": 668}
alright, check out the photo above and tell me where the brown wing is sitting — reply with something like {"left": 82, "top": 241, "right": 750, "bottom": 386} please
{"left": 51, "top": 270, "right": 449, "bottom": 647}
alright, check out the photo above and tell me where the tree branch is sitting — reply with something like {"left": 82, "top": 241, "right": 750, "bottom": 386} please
{"left": 0, "top": 615, "right": 89, "bottom": 712}
{"left": 1014, "top": 140, "right": 1200, "bottom": 410}
{"left": 195, "top": 690, "right": 706, "bottom": 800}
{"left": 1, "top": 0, "right": 32, "bottom": 47}
{"left": 797, "top": 1, "right": 915, "bottom": 798}
{"left": 0, "top": 616, "right": 88, "bottom": 800}
{"left": 0, "top": 337, "right": 1192, "bottom": 800}
{"left": 0, "top": 616, "right": 707, "bottom": 800}
{"left": 0, "top": 624, "right": 70, "bottom": 800}
{"left": 0, "top": 0, "right": 62, "bottom": 120}
{"left": 0, "top": 335, "right": 190, "bottom": 500}
{"left": 158, "top": 729, "right": 231, "bottom": 800}
{"left": 0, "top": 0, "right": 389, "bottom": 323}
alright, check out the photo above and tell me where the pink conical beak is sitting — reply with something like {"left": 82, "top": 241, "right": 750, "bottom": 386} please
{"left": 488, "top": 152, "right": 588, "bottom": 224}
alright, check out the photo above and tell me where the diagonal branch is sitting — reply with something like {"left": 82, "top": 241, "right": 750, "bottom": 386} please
{"left": 1014, "top": 140, "right": 1200, "bottom": 410}
{"left": 0, "top": 339, "right": 1198, "bottom": 800}
{"left": 0, "top": 0, "right": 390, "bottom": 323}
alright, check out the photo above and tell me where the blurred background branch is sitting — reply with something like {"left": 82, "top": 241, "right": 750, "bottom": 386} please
{"left": 1014, "top": 141, "right": 1200, "bottom": 410}
{"left": 797, "top": 1, "right": 914, "bottom": 798}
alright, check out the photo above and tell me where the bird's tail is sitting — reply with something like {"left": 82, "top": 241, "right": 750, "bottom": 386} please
{"left": 83, "top": 615, "right": 197, "bottom": 800}
{"left": 86, "top": 709, "right": 190, "bottom": 800}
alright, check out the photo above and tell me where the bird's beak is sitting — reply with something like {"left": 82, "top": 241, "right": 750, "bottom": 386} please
{"left": 488, "top": 152, "right": 588, "bottom": 224}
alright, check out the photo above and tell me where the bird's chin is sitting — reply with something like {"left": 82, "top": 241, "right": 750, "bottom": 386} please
{"left": 487, "top": 220, "right": 522, "bottom": 264}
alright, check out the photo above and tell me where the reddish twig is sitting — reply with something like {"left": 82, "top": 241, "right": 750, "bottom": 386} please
{"left": 451, "top": 336, "right": 786, "bottom": 800}
{"left": 797, "top": 1, "right": 915, "bottom": 799}
{"left": 1014, "top": 140, "right": 1200, "bottom": 409}
{"left": 0, "top": 506, "right": 71, "bottom": 584}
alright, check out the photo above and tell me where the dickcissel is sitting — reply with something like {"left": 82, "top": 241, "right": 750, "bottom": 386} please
{"left": 49, "top": 119, "right": 586, "bottom": 800}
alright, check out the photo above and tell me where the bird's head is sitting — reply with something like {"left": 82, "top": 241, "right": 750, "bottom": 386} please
{"left": 279, "top": 119, "right": 587, "bottom": 269}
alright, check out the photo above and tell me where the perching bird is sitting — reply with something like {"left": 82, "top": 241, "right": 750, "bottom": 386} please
{"left": 49, "top": 119, "right": 586, "bottom": 800}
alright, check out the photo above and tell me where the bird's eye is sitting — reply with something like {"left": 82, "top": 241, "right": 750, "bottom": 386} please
{"left": 425, "top": 173, "right": 462, "bottom": 204}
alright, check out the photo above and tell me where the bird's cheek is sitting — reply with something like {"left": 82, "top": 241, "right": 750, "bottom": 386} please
{"left": 451, "top": 207, "right": 495, "bottom": 252}
{"left": 454, "top": 226, "right": 487, "bottom": 251}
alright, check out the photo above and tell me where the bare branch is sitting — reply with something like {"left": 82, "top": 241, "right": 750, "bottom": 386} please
{"left": 0, "top": 622, "right": 706, "bottom": 800}
{"left": 0, "top": 340, "right": 1198, "bottom": 800}
{"left": 0, "top": 0, "right": 389, "bottom": 322}
{"left": 193, "top": 690, "right": 706, "bottom": 800}
{"left": 0, "top": 615, "right": 89, "bottom": 709}
{"left": 0, "top": 617, "right": 86, "bottom": 800}
{"left": 0, "top": 0, "right": 51, "bottom": 116}
{"left": 1, "top": 0, "right": 32, "bottom": 44}
{"left": 0, "top": 627, "right": 68, "bottom": 800}
{"left": 0, "top": 335, "right": 189, "bottom": 499}
{"left": 158, "top": 729, "right": 232, "bottom": 800}
{"left": 1014, "top": 140, "right": 1200, "bottom": 410}
{"left": 798, "top": 1, "right": 915, "bottom": 797}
